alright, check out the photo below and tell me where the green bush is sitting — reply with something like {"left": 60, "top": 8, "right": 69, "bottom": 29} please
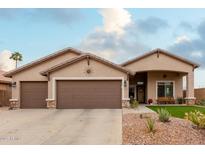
{"left": 185, "top": 110, "right": 205, "bottom": 129}
{"left": 157, "top": 108, "right": 171, "bottom": 122}
{"left": 198, "top": 99, "right": 205, "bottom": 106}
{"left": 130, "top": 99, "right": 139, "bottom": 109}
{"left": 146, "top": 118, "right": 155, "bottom": 133}
{"left": 176, "top": 97, "right": 185, "bottom": 104}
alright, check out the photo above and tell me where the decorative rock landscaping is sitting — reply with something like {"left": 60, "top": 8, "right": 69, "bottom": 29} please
{"left": 123, "top": 113, "right": 205, "bottom": 144}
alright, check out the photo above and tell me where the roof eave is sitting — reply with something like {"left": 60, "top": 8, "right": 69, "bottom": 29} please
{"left": 0, "top": 80, "right": 12, "bottom": 84}
{"left": 194, "top": 64, "right": 200, "bottom": 69}
{"left": 121, "top": 48, "right": 201, "bottom": 68}
{"left": 3, "top": 72, "right": 12, "bottom": 78}
{"left": 40, "top": 54, "right": 134, "bottom": 77}
{"left": 4, "top": 47, "right": 83, "bottom": 77}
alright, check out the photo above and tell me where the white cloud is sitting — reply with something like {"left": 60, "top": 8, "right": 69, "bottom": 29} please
{"left": 175, "top": 35, "right": 191, "bottom": 44}
{"left": 191, "top": 51, "right": 203, "bottom": 58}
{"left": 0, "top": 50, "right": 16, "bottom": 71}
{"left": 90, "top": 49, "right": 117, "bottom": 61}
{"left": 99, "top": 8, "right": 132, "bottom": 37}
{"left": 79, "top": 8, "right": 149, "bottom": 63}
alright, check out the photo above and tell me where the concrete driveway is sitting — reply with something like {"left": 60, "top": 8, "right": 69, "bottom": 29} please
{"left": 0, "top": 109, "right": 122, "bottom": 145}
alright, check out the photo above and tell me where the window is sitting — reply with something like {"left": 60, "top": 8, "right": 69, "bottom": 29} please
{"left": 157, "top": 81, "right": 174, "bottom": 98}
{"left": 129, "top": 86, "right": 136, "bottom": 99}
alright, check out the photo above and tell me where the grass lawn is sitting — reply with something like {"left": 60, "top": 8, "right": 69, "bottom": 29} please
{"left": 146, "top": 105, "right": 205, "bottom": 119}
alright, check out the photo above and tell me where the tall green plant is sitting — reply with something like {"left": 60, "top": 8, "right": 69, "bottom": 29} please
{"left": 130, "top": 99, "right": 139, "bottom": 109}
{"left": 157, "top": 108, "right": 171, "bottom": 122}
{"left": 176, "top": 97, "right": 184, "bottom": 104}
{"left": 10, "top": 52, "right": 23, "bottom": 68}
{"left": 146, "top": 118, "right": 155, "bottom": 133}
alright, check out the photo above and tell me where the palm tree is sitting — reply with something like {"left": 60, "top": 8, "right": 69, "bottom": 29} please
{"left": 10, "top": 52, "right": 23, "bottom": 68}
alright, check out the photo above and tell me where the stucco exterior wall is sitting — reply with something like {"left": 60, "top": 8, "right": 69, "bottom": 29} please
{"left": 147, "top": 71, "right": 184, "bottom": 102}
{"left": 11, "top": 52, "right": 79, "bottom": 100}
{"left": 48, "top": 59, "right": 129, "bottom": 100}
{"left": 123, "top": 53, "right": 193, "bottom": 73}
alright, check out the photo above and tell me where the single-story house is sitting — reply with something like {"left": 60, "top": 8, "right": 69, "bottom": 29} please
{"left": 0, "top": 70, "right": 12, "bottom": 106}
{"left": 4, "top": 48, "right": 199, "bottom": 109}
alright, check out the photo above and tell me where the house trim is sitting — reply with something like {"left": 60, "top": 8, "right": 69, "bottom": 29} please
{"left": 41, "top": 53, "right": 133, "bottom": 76}
{"left": 121, "top": 48, "right": 200, "bottom": 68}
{"left": 4, "top": 47, "right": 82, "bottom": 77}
{"left": 129, "top": 84, "right": 137, "bottom": 99}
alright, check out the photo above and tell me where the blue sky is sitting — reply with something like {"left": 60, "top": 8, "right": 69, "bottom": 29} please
{"left": 0, "top": 8, "right": 204, "bottom": 87}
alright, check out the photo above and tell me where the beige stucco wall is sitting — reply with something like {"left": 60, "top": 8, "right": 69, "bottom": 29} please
{"left": 124, "top": 53, "right": 193, "bottom": 73}
{"left": 147, "top": 71, "right": 184, "bottom": 102}
{"left": 11, "top": 52, "right": 79, "bottom": 100}
{"left": 48, "top": 58, "right": 129, "bottom": 100}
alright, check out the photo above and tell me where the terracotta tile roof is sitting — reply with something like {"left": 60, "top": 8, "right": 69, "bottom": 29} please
{"left": 121, "top": 48, "right": 200, "bottom": 68}
{"left": 4, "top": 47, "right": 82, "bottom": 77}
{"left": 41, "top": 53, "right": 134, "bottom": 76}
{"left": 0, "top": 70, "right": 12, "bottom": 84}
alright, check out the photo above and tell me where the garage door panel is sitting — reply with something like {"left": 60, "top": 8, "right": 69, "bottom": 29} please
{"left": 21, "top": 81, "right": 48, "bottom": 108}
{"left": 57, "top": 80, "right": 121, "bottom": 109}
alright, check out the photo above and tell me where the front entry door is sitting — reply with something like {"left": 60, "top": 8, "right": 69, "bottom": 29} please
{"left": 137, "top": 86, "right": 145, "bottom": 103}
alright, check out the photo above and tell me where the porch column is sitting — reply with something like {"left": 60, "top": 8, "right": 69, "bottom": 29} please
{"left": 185, "top": 71, "right": 196, "bottom": 105}
{"left": 46, "top": 79, "right": 56, "bottom": 109}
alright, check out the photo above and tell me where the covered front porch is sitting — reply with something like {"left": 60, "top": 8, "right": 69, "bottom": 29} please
{"left": 128, "top": 70, "right": 194, "bottom": 104}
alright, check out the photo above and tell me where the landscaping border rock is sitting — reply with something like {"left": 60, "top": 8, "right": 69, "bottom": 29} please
{"left": 123, "top": 113, "right": 205, "bottom": 144}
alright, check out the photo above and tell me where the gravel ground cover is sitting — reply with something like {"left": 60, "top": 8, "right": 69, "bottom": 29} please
{"left": 123, "top": 113, "right": 205, "bottom": 144}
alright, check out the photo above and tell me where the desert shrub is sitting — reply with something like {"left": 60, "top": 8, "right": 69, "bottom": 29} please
{"left": 176, "top": 97, "right": 185, "bottom": 104}
{"left": 146, "top": 118, "right": 155, "bottom": 133}
{"left": 129, "top": 96, "right": 134, "bottom": 101}
{"left": 157, "top": 108, "right": 171, "bottom": 122}
{"left": 198, "top": 99, "right": 205, "bottom": 106}
{"left": 185, "top": 110, "right": 205, "bottom": 129}
{"left": 130, "top": 99, "right": 139, "bottom": 109}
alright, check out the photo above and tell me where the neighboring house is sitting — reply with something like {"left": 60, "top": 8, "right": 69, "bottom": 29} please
{"left": 0, "top": 70, "right": 12, "bottom": 106}
{"left": 194, "top": 88, "right": 205, "bottom": 101}
{"left": 4, "top": 48, "right": 199, "bottom": 109}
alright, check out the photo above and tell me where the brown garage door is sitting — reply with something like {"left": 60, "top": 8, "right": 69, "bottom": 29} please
{"left": 21, "top": 81, "right": 48, "bottom": 108}
{"left": 56, "top": 80, "right": 121, "bottom": 109}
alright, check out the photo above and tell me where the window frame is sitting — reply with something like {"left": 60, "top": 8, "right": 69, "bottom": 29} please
{"left": 129, "top": 84, "right": 136, "bottom": 99}
{"left": 156, "top": 81, "right": 175, "bottom": 99}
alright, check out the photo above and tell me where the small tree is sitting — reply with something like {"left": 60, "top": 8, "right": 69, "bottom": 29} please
{"left": 10, "top": 52, "right": 23, "bottom": 68}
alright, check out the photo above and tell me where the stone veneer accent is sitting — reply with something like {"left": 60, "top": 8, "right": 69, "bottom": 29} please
{"left": 9, "top": 99, "right": 19, "bottom": 109}
{"left": 185, "top": 97, "right": 196, "bottom": 105}
{"left": 46, "top": 99, "right": 56, "bottom": 109}
{"left": 122, "top": 99, "right": 130, "bottom": 108}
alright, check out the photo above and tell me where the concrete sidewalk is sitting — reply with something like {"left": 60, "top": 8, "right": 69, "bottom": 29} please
{"left": 123, "top": 104, "right": 155, "bottom": 114}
